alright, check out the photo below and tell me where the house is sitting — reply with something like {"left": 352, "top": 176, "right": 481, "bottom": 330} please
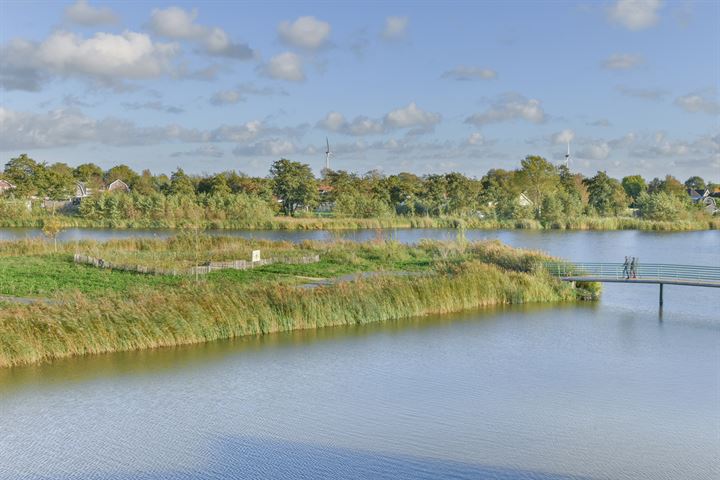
{"left": 316, "top": 184, "right": 335, "bottom": 213}
{"left": 0, "top": 179, "right": 16, "bottom": 194}
{"left": 518, "top": 192, "right": 534, "bottom": 207}
{"left": 687, "top": 188, "right": 717, "bottom": 215}
{"left": 107, "top": 179, "right": 130, "bottom": 193}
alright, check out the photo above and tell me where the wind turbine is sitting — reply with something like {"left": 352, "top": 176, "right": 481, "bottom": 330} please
{"left": 324, "top": 137, "right": 333, "bottom": 171}
{"left": 564, "top": 140, "right": 571, "bottom": 169}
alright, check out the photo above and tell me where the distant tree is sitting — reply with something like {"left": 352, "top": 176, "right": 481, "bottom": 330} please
{"left": 42, "top": 216, "right": 63, "bottom": 252}
{"left": 421, "top": 174, "right": 449, "bottom": 215}
{"left": 42, "top": 166, "right": 75, "bottom": 200}
{"left": 270, "top": 159, "right": 318, "bottom": 215}
{"left": 208, "top": 174, "right": 231, "bottom": 196}
{"left": 133, "top": 169, "right": 157, "bottom": 195}
{"left": 621, "top": 175, "right": 647, "bottom": 204}
{"left": 583, "top": 171, "right": 629, "bottom": 216}
{"left": 4, "top": 154, "right": 42, "bottom": 197}
{"left": 169, "top": 168, "right": 196, "bottom": 196}
{"left": 105, "top": 165, "right": 139, "bottom": 186}
{"left": 684, "top": 176, "right": 706, "bottom": 191}
{"left": 635, "top": 191, "right": 688, "bottom": 221}
{"left": 73, "top": 163, "right": 104, "bottom": 188}
{"left": 386, "top": 172, "right": 422, "bottom": 214}
{"left": 445, "top": 172, "right": 480, "bottom": 216}
{"left": 516, "top": 156, "right": 559, "bottom": 217}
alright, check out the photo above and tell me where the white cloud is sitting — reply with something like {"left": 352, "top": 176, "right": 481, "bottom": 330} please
{"left": 442, "top": 66, "right": 497, "bottom": 81}
{"left": 318, "top": 102, "right": 440, "bottom": 136}
{"left": 465, "top": 93, "right": 545, "bottom": 125}
{"left": 552, "top": 129, "right": 575, "bottom": 145}
{"left": 578, "top": 142, "right": 611, "bottom": 160}
{"left": 608, "top": 0, "right": 663, "bottom": 30}
{"left": 384, "top": 102, "right": 441, "bottom": 129}
{"left": 468, "top": 132, "right": 484, "bottom": 145}
{"left": 0, "top": 107, "right": 272, "bottom": 149}
{"left": 278, "top": 16, "right": 331, "bottom": 50}
{"left": 0, "top": 31, "right": 180, "bottom": 90}
{"left": 382, "top": 16, "right": 408, "bottom": 40}
{"left": 674, "top": 89, "right": 720, "bottom": 114}
{"left": 601, "top": 53, "right": 643, "bottom": 70}
{"left": 261, "top": 52, "right": 305, "bottom": 82}
{"left": 587, "top": 119, "right": 612, "bottom": 127}
{"left": 65, "top": 0, "right": 118, "bottom": 26}
{"left": 122, "top": 101, "right": 184, "bottom": 114}
{"left": 150, "top": 7, "right": 253, "bottom": 59}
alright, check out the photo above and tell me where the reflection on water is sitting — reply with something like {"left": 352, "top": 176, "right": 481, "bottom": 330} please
{"left": 1, "top": 229, "right": 718, "bottom": 480}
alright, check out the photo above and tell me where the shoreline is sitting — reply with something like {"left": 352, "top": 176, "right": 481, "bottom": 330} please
{"left": 1, "top": 215, "right": 717, "bottom": 232}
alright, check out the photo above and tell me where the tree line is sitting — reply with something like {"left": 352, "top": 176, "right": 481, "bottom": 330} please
{"left": 1, "top": 153, "right": 716, "bottom": 224}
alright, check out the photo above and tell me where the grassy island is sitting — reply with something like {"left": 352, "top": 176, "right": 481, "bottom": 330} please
{"left": 0, "top": 236, "right": 599, "bottom": 368}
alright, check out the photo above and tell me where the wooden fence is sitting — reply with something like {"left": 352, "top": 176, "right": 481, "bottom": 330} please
{"left": 73, "top": 253, "right": 320, "bottom": 277}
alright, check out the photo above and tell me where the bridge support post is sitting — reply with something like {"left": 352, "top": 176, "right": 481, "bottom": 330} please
{"left": 659, "top": 283, "right": 664, "bottom": 307}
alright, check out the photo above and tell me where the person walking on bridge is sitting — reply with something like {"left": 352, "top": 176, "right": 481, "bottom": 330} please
{"left": 630, "top": 257, "right": 637, "bottom": 279}
{"left": 623, "top": 256, "right": 630, "bottom": 279}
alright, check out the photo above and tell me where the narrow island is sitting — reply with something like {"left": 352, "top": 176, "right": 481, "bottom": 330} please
{"left": 0, "top": 235, "right": 599, "bottom": 368}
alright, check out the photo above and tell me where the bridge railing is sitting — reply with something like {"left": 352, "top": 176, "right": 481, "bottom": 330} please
{"left": 544, "top": 262, "right": 720, "bottom": 283}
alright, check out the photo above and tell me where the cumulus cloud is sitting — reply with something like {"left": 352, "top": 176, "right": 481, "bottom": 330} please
{"left": 318, "top": 102, "right": 440, "bottom": 136}
{"left": 552, "top": 129, "right": 575, "bottom": 145}
{"left": 65, "top": 0, "right": 118, "bottom": 26}
{"left": 150, "top": 6, "right": 253, "bottom": 59}
{"left": 0, "top": 31, "right": 179, "bottom": 90}
{"left": 615, "top": 85, "right": 667, "bottom": 100}
{"left": 0, "top": 107, "right": 273, "bottom": 150}
{"left": 608, "top": 0, "right": 663, "bottom": 30}
{"left": 674, "top": 89, "right": 720, "bottom": 114}
{"left": 577, "top": 142, "right": 611, "bottom": 160}
{"left": 601, "top": 53, "right": 643, "bottom": 70}
{"left": 261, "top": 52, "right": 305, "bottom": 82}
{"left": 278, "top": 16, "right": 331, "bottom": 49}
{"left": 382, "top": 16, "right": 408, "bottom": 40}
{"left": 465, "top": 93, "right": 545, "bottom": 125}
{"left": 384, "top": 102, "right": 441, "bottom": 130}
{"left": 441, "top": 66, "right": 497, "bottom": 81}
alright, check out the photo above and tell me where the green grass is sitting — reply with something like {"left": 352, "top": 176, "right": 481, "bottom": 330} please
{"left": 0, "top": 238, "right": 599, "bottom": 367}
{"left": 0, "top": 254, "right": 183, "bottom": 297}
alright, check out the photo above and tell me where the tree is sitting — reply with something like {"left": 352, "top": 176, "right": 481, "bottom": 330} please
{"left": 42, "top": 216, "right": 63, "bottom": 252}
{"left": 621, "top": 175, "right": 647, "bottom": 204}
{"left": 3, "top": 154, "right": 42, "bottom": 197}
{"left": 516, "top": 156, "right": 559, "bottom": 217}
{"left": 133, "top": 169, "right": 157, "bottom": 196}
{"left": 684, "top": 176, "right": 706, "bottom": 191}
{"left": 105, "top": 165, "right": 139, "bottom": 186}
{"left": 73, "top": 163, "right": 104, "bottom": 188}
{"left": 270, "top": 159, "right": 318, "bottom": 215}
{"left": 635, "top": 191, "right": 687, "bottom": 221}
{"left": 169, "top": 168, "right": 196, "bottom": 196}
{"left": 583, "top": 171, "right": 629, "bottom": 216}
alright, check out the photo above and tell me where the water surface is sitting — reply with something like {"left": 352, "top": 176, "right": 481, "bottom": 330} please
{"left": 0, "top": 230, "right": 718, "bottom": 479}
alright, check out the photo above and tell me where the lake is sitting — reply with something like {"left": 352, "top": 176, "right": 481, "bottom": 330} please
{"left": 0, "top": 229, "right": 718, "bottom": 479}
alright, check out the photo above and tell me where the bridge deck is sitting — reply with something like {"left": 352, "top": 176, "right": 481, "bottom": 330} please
{"left": 559, "top": 276, "right": 720, "bottom": 288}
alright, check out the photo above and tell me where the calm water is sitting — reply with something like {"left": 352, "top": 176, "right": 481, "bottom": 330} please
{"left": 0, "top": 230, "right": 718, "bottom": 479}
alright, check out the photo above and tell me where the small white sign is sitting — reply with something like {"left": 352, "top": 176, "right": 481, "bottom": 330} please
{"left": 252, "top": 250, "right": 261, "bottom": 262}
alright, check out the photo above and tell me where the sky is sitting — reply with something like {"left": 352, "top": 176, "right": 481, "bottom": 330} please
{"left": 0, "top": 0, "right": 718, "bottom": 180}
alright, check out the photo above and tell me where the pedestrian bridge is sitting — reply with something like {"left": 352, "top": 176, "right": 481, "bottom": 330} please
{"left": 544, "top": 262, "right": 720, "bottom": 306}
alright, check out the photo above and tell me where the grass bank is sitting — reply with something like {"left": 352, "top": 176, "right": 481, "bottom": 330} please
{"left": 0, "top": 237, "right": 597, "bottom": 368}
{"left": 1, "top": 214, "right": 717, "bottom": 231}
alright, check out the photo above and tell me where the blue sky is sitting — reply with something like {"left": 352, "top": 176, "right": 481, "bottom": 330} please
{"left": 1, "top": 0, "right": 718, "bottom": 180}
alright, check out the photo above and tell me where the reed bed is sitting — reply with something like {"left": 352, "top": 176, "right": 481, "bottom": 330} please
{"left": 0, "top": 238, "right": 597, "bottom": 367}
{"left": 1, "top": 214, "right": 717, "bottom": 231}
